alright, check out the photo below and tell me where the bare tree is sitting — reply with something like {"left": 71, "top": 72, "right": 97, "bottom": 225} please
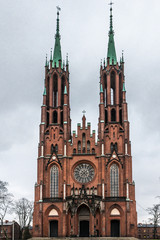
{"left": 13, "top": 198, "right": 33, "bottom": 229}
{"left": 147, "top": 204, "right": 160, "bottom": 239}
{"left": 0, "top": 180, "right": 13, "bottom": 239}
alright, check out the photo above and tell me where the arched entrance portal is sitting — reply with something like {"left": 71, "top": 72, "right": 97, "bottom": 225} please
{"left": 78, "top": 204, "right": 90, "bottom": 237}
{"left": 111, "top": 220, "right": 120, "bottom": 237}
{"left": 50, "top": 220, "right": 58, "bottom": 237}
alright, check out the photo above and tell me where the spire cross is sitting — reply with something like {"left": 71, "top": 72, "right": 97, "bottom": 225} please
{"left": 108, "top": 1, "right": 114, "bottom": 7}
{"left": 56, "top": 6, "right": 61, "bottom": 12}
{"left": 82, "top": 110, "right": 86, "bottom": 116}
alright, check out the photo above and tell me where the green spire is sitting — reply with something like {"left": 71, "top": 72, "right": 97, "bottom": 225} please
{"left": 107, "top": 3, "right": 117, "bottom": 65}
{"left": 43, "top": 87, "right": 47, "bottom": 96}
{"left": 122, "top": 82, "right": 126, "bottom": 92}
{"left": 100, "top": 84, "right": 103, "bottom": 93}
{"left": 53, "top": 7, "right": 62, "bottom": 67}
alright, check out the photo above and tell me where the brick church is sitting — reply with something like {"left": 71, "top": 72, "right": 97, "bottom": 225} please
{"left": 33, "top": 4, "right": 137, "bottom": 238}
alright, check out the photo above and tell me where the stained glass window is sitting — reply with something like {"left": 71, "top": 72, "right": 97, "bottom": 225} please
{"left": 110, "top": 164, "right": 119, "bottom": 197}
{"left": 50, "top": 165, "right": 59, "bottom": 198}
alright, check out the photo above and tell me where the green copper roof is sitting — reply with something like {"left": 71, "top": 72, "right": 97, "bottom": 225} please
{"left": 107, "top": 6, "right": 117, "bottom": 65}
{"left": 122, "top": 82, "right": 126, "bottom": 92}
{"left": 53, "top": 9, "right": 62, "bottom": 67}
{"left": 64, "top": 85, "right": 67, "bottom": 94}
{"left": 100, "top": 84, "right": 103, "bottom": 93}
{"left": 43, "top": 87, "right": 47, "bottom": 96}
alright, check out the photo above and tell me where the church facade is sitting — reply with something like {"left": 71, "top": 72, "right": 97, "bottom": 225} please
{"left": 33, "top": 5, "right": 137, "bottom": 238}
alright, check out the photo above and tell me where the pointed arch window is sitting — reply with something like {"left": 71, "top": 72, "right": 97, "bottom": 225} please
{"left": 51, "top": 144, "right": 55, "bottom": 154}
{"left": 82, "top": 133, "right": 86, "bottom": 153}
{"left": 47, "top": 112, "right": 49, "bottom": 127}
{"left": 53, "top": 111, "right": 57, "bottom": 123}
{"left": 119, "top": 109, "right": 122, "bottom": 125}
{"left": 105, "top": 110, "right": 108, "bottom": 125}
{"left": 110, "top": 164, "right": 119, "bottom": 197}
{"left": 111, "top": 109, "right": 116, "bottom": 122}
{"left": 104, "top": 74, "right": 107, "bottom": 107}
{"left": 61, "top": 111, "right": 63, "bottom": 126}
{"left": 61, "top": 76, "right": 65, "bottom": 106}
{"left": 55, "top": 144, "right": 58, "bottom": 153}
{"left": 50, "top": 165, "right": 59, "bottom": 198}
{"left": 119, "top": 73, "right": 122, "bottom": 104}
{"left": 53, "top": 74, "right": 58, "bottom": 107}
{"left": 111, "top": 71, "right": 115, "bottom": 105}
{"left": 87, "top": 141, "right": 90, "bottom": 154}
{"left": 78, "top": 141, "right": 81, "bottom": 154}
{"left": 46, "top": 77, "right": 49, "bottom": 106}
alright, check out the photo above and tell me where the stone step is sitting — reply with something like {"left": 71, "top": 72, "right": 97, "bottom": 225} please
{"left": 30, "top": 237, "right": 139, "bottom": 240}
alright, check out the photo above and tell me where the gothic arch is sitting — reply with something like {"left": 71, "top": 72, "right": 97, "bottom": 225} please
{"left": 108, "top": 204, "right": 124, "bottom": 217}
{"left": 110, "top": 163, "right": 119, "bottom": 197}
{"left": 45, "top": 204, "right": 61, "bottom": 217}
{"left": 110, "top": 71, "right": 116, "bottom": 105}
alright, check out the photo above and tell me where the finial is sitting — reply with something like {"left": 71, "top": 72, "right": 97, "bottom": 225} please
{"left": 63, "top": 60, "right": 65, "bottom": 69}
{"left": 101, "top": 59, "right": 102, "bottom": 66}
{"left": 82, "top": 110, "right": 86, "bottom": 116}
{"left": 43, "top": 87, "right": 47, "bottom": 96}
{"left": 109, "top": 1, "right": 114, "bottom": 34}
{"left": 66, "top": 53, "right": 69, "bottom": 65}
{"left": 103, "top": 58, "right": 105, "bottom": 67}
{"left": 56, "top": 6, "right": 61, "bottom": 36}
{"left": 64, "top": 85, "right": 67, "bottom": 94}
{"left": 50, "top": 48, "right": 53, "bottom": 61}
{"left": 45, "top": 54, "right": 48, "bottom": 67}
{"left": 100, "top": 84, "right": 103, "bottom": 93}
{"left": 122, "top": 50, "right": 124, "bottom": 63}
{"left": 122, "top": 82, "right": 126, "bottom": 92}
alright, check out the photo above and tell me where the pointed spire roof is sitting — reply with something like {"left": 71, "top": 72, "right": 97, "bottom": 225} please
{"left": 43, "top": 87, "right": 47, "bottom": 96}
{"left": 100, "top": 84, "right": 103, "bottom": 93}
{"left": 64, "top": 85, "right": 67, "bottom": 94}
{"left": 122, "top": 82, "right": 126, "bottom": 92}
{"left": 53, "top": 7, "right": 62, "bottom": 67}
{"left": 107, "top": 2, "right": 117, "bottom": 65}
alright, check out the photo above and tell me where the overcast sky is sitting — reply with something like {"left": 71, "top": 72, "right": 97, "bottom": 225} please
{"left": 0, "top": 0, "right": 160, "bottom": 224}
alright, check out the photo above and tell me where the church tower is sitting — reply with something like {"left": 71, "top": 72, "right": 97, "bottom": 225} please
{"left": 33, "top": 5, "right": 137, "bottom": 238}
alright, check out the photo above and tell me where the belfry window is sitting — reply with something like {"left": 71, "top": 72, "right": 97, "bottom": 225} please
{"left": 111, "top": 109, "right": 116, "bottom": 122}
{"left": 53, "top": 111, "right": 57, "bottom": 123}
{"left": 104, "top": 74, "right": 107, "bottom": 107}
{"left": 50, "top": 165, "right": 59, "bottom": 198}
{"left": 119, "top": 74, "right": 122, "bottom": 104}
{"left": 110, "top": 164, "right": 119, "bottom": 197}
{"left": 53, "top": 74, "right": 58, "bottom": 107}
{"left": 46, "top": 77, "right": 49, "bottom": 106}
{"left": 119, "top": 109, "right": 122, "bottom": 125}
{"left": 61, "top": 76, "right": 65, "bottom": 106}
{"left": 61, "top": 111, "right": 63, "bottom": 126}
{"left": 111, "top": 71, "right": 115, "bottom": 105}
{"left": 47, "top": 112, "right": 49, "bottom": 127}
{"left": 105, "top": 110, "right": 108, "bottom": 125}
